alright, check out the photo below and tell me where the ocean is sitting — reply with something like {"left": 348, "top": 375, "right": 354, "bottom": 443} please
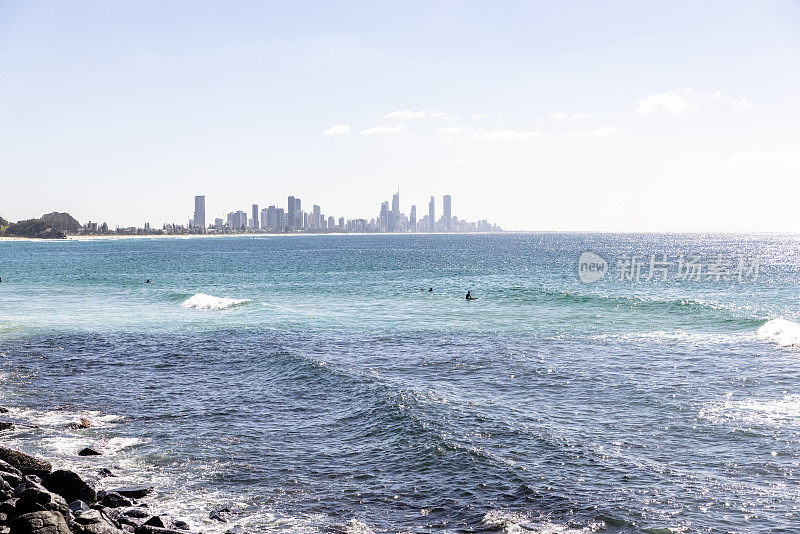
{"left": 1, "top": 233, "right": 799, "bottom": 533}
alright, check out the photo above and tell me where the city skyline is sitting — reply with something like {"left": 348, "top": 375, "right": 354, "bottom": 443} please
{"left": 188, "top": 191, "right": 501, "bottom": 234}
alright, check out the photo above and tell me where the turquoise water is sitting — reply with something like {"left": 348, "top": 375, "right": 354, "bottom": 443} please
{"left": 1, "top": 233, "right": 800, "bottom": 533}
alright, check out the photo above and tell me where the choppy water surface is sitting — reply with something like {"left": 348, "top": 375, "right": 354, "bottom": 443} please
{"left": 2, "top": 233, "right": 800, "bottom": 533}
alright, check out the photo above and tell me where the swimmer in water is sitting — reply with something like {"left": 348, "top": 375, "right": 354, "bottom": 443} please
{"left": 466, "top": 291, "right": 477, "bottom": 300}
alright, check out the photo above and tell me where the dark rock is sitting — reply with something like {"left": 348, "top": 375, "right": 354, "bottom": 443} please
{"left": 142, "top": 517, "right": 165, "bottom": 528}
{"left": 14, "top": 487, "right": 70, "bottom": 522}
{"left": 122, "top": 509, "right": 148, "bottom": 519}
{"left": 0, "top": 471, "right": 22, "bottom": 487}
{"left": 0, "top": 408, "right": 8, "bottom": 414}
{"left": 97, "top": 468, "right": 115, "bottom": 478}
{"left": 0, "top": 478, "right": 12, "bottom": 500}
{"left": 224, "top": 526, "right": 246, "bottom": 534}
{"left": 9, "top": 511, "right": 71, "bottom": 534}
{"left": 110, "top": 488, "right": 151, "bottom": 499}
{"left": 0, "top": 501, "right": 16, "bottom": 518}
{"left": 133, "top": 526, "right": 188, "bottom": 534}
{"left": 172, "top": 521, "right": 189, "bottom": 531}
{"left": 65, "top": 418, "right": 91, "bottom": 430}
{"left": 0, "top": 461, "right": 21, "bottom": 477}
{"left": 0, "top": 449, "right": 51, "bottom": 479}
{"left": 99, "top": 492, "right": 132, "bottom": 509}
{"left": 0, "top": 423, "right": 13, "bottom": 432}
{"left": 73, "top": 509, "right": 124, "bottom": 534}
{"left": 69, "top": 500, "right": 91, "bottom": 514}
{"left": 13, "top": 477, "right": 47, "bottom": 498}
{"left": 78, "top": 448, "right": 102, "bottom": 457}
{"left": 42, "top": 470, "right": 97, "bottom": 505}
{"left": 209, "top": 506, "right": 232, "bottom": 522}
{"left": 0, "top": 513, "right": 7, "bottom": 523}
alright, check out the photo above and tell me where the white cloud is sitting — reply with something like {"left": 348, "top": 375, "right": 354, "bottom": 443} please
{"left": 566, "top": 130, "right": 586, "bottom": 137}
{"left": 637, "top": 90, "right": 691, "bottom": 114}
{"left": 547, "top": 112, "right": 567, "bottom": 120}
{"left": 573, "top": 112, "right": 588, "bottom": 119}
{"left": 322, "top": 124, "right": 351, "bottom": 136}
{"left": 593, "top": 126, "right": 619, "bottom": 136}
{"left": 707, "top": 91, "right": 753, "bottom": 107}
{"left": 384, "top": 109, "right": 448, "bottom": 120}
{"left": 360, "top": 124, "right": 408, "bottom": 135}
{"left": 469, "top": 113, "right": 488, "bottom": 120}
{"left": 731, "top": 150, "right": 800, "bottom": 164}
{"left": 436, "top": 126, "right": 541, "bottom": 140}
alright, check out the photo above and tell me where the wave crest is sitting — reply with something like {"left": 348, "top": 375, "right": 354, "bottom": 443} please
{"left": 757, "top": 318, "right": 800, "bottom": 347}
{"left": 181, "top": 293, "right": 251, "bottom": 311}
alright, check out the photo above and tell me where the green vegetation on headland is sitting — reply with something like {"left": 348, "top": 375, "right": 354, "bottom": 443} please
{"left": 0, "top": 212, "right": 80, "bottom": 239}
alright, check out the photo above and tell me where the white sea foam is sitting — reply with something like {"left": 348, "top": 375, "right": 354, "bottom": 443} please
{"left": 482, "top": 511, "right": 606, "bottom": 534}
{"left": 181, "top": 293, "right": 251, "bottom": 311}
{"left": 701, "top": 394, "right": 800, "bottom": 428}
{"left": 757, "top": 318, "right": 800, "bottom": 347}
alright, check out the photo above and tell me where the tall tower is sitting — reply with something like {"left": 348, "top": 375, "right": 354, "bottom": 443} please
{"left": 288, "top": 196, "right": 302, "bottom": 230}
{"left": 391, "top": 191, "right": 400, "bottom": 232}
{"left": 193, "top": 195, "right": 206, "bottom": 232}
{"left": 443, "top": 195, "right": 452, "bottom": 232}
{"left": 429, "top": 196, "right": 435, "bottom": 232}
{"left": 252, "top": 204, "right": 259, "bottom": 230}
{"left": 410, "top": 205, "right": 416, "bottom": 231}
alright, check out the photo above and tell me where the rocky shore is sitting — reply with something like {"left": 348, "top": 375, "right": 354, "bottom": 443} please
{"left": 0, "top": 445, "right": 234, "bottom": 534}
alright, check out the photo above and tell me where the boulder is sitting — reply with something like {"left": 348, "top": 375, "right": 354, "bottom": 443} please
{"left": 133, "top": 526, "right": 188, "bottom": 534}
{"left": 42, "top": 470, "right": 97, "bottom": 505}
{"left": 78, "top": 448, "right": 102, "bottom": 457}
{"left": 110, "top": 488, "right": 151, "bottom": 499}
{"left": 209, "top": 506, "right": 232, "bottom": 522}
{"left": 14, "top": 487, "right": 70, "bottom": 521}
{"left": 0, "top": 461, "right": 21, "bottom": 477}
{"left": 97, "top": 469, "right": 115, "bottom": 478}
{"left": 0, "top": 423, "right": 14, "bottom": 432}
{"left": 9, "top": 511, "right": 70, "bottom": 534}
{"left": 69, "top": 500, "right": 91, "bottom": 514}
{"left": 73, "top": 509, "right": 124, "bottom": 534}
{"left": 0, "top": 471, "right": 22, "bottom": 487}
{"left": 0, "top": 408, "right": 8, "bottom": 414}
{"left": 98, "top": 492, "right": 132, "bottom": 509}
{"left": 0, "top": 449, "right": 51, "bottom": 479}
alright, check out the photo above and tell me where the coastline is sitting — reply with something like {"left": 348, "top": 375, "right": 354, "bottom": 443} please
{"left": 0, "top": 407, "right": 240, "bottom": 534}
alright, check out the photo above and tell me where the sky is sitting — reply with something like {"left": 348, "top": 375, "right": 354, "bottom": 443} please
{"left": 1, "top": 0, "right": 799, "bottom": 232}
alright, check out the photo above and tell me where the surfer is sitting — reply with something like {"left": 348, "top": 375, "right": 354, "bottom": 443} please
{"left": 466, "top": 291, "right": 477, "bottom": 300}
{"left": 145, "top": 279, "right": 151, "bottom": 284}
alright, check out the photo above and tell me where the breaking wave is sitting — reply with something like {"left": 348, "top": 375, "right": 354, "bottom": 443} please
{"left": 180, "top": 293, "right": 251, "bottom": 311}
{"left": 757, "top": 318, "right": 800, "bottom": 347}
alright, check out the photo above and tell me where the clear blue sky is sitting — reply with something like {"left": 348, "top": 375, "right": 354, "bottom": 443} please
{"left": 1, "top": 1, "right": 798, "bottom": 231}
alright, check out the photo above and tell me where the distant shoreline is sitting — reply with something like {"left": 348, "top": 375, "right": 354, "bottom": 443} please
{"left": 0, "top": 232, "right": 507, "bottom": 242}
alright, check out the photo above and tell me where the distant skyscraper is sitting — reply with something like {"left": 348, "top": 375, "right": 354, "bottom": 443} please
{"left": 276, "top": 208, "right": 285, "bottom": 231}
{"left": 410, "top": 205, "right": 416, "bottom": 231}
{"left": 288, "top": 196, "right": 302, "bottom": 230}
{"left": 380, "top": 201, "right": 389, "bottom": 232}
{"left": 443, "top": 195, "right": 452, "bottom": 232}
{"left": 193, "top": 195, "right": 205, "bottom": 232}
{"left": 429, "top": 196, "right": 435, "bottom": 232}
{"left": 312, "top": 205, "right": 321, "bottom": 230}
{"left": 390, "top": 191, "right": 400, "bottom": 232}
{"left": 265, "top": 206, "right": 277, "bottom": 230}
{"left": 252, "top": 204, "right": 259, "bottom": 230}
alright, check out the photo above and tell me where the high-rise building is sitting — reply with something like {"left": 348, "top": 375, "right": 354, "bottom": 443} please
{"left": 193, "top": 195, "right": 206, "bottom": 232}
{"left": 287, "top": 196, "right": 302, "bottom": 230}
{"left": 265, "top": 206, "right": 277, "bottom": 230}
{"left": 443, "top": 195, "right": 452, "bottom": 232}
{"left": 380, "top": 201, "right": 389, "bottom": 232}
{"left": 390, "top": 191, "right": 400, "bottom": 232}
{"left": 276, "top": 208, "right": 285, "bottom": 231}
{"left": 312, "top": 205, "right": 321, "bottom": 230}
{"left": 429, "top": 196, "right": 435, "bottom": 232}
{"left": 252, "top": 204, "right": 259, "bottom": 230}
{"left": 410, "top": 205, "right": 416, "bottom": 231}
